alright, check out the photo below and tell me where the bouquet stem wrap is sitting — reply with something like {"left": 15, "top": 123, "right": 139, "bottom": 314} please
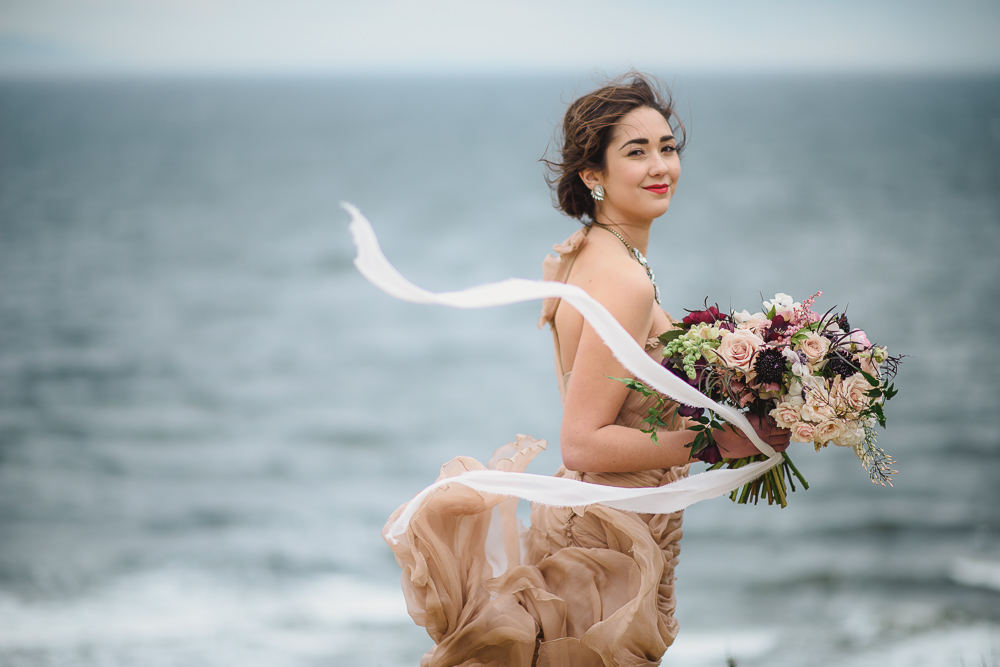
{"left": 344, "top": 203, "right": 781, "bottom": 543}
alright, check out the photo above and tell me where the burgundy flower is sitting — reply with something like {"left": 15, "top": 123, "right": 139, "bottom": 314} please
{"left": 683, "top": 306, "right": 726, "bottom": 325}
{"left": 695, "top": 443, "right": 723, "bottom": 464}
{"left": 764, "top": 314, "right": 789, "bottom": 342}
{"left": 677, "top": 403, "right": 705, "bottom": 419}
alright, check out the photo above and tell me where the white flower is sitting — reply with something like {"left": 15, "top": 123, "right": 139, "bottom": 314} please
{"left": 762, "top": 293, "right": 800, "bottom": 313}
{"left": 733, "top": 309, "right": 767, "bottom": 324}
{"left": 782, "top": 348, "right": 811, "bottom": 377}
{"left": 691, "top": 323, "right": 722, "bottom": 340}
{"left": 786, "top": 378, "right": 804, "bottom": 401}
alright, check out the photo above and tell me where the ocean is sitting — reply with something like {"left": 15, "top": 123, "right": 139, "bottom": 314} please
{"left": 1, "top": 73, "right": 998, "bottom": 666}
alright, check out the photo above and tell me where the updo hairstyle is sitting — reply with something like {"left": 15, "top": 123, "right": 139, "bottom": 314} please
{"left": 546, "top": 72, "right": 686, "bottom": 222}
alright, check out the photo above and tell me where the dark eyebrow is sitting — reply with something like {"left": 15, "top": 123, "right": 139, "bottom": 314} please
{"left": 620, "top": 135, "right": 676, "bottom": 150}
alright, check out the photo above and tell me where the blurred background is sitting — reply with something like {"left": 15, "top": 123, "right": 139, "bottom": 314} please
{"left": 1, "top": 1, "right": 999, "bottom": 665}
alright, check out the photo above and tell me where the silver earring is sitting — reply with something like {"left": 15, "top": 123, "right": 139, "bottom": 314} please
{"left": 591, "top": 185, "right": 605, "bottom": 201}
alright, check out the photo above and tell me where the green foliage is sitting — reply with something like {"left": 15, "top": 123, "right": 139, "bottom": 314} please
{"left": 609, "top": 377, "right": 671, "bottom": 444}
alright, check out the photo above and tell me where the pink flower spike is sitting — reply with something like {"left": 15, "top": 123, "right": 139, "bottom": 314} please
{"left": 793, "top": 291, "right": 823, "bottom": 325}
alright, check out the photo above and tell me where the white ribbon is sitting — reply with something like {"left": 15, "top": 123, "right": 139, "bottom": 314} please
{"left": 344, "top": 203, "right": 781, "bottom": 542}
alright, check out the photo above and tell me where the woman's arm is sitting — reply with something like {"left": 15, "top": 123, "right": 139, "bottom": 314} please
{"left": 559, "top": 258, "right": 788, "bottom": 473}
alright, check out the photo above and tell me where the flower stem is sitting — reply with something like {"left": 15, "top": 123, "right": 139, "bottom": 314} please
{"left": 782, "top": 452, "right": 810, "bottom": 490}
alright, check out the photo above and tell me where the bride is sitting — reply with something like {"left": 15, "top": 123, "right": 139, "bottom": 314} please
{"left": 382, "top": 72, "right": 790, "bottom": 667}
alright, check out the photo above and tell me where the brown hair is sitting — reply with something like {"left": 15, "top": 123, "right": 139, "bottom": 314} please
{"left": 545, "top": 72, "right": 686, "bottom": 222}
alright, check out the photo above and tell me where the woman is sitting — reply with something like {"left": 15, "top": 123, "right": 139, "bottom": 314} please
{"left": 384, "top": 73, "right": 790, "bottom": 667}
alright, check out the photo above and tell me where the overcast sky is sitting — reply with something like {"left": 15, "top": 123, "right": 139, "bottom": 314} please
{"left": 2, "top": 0, "right": 999, "bottom": 76}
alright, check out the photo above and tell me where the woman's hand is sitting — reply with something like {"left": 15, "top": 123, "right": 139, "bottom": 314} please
{"left": 713, "top": 414, "right": 791, "bottom": 459}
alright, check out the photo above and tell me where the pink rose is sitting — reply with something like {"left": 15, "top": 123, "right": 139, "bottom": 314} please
{"left": 717, "top": 328, "right": 764, "bottom": 372}
{"left": 850, "top": 329, "right": 871, "bottom": 349}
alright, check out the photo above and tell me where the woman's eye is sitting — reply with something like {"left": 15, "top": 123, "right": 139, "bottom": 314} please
{"left": 628, "top": 149, "right": 644, "bottom": 157}
{"left": 662, "top": 145, "right": 677, "bottom": 153}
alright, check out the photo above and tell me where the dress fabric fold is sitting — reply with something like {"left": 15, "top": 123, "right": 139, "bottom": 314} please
{"left": 384, "top": 229, "right": 689, "bottom": 666}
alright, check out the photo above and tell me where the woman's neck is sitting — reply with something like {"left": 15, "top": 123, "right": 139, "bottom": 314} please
{"left": 593, "top": 216, "right": 651, "bottom": 256}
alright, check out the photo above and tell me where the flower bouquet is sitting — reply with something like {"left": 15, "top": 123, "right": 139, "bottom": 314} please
{"left": 618, "top": 292, "right": 902, "bottom": 507}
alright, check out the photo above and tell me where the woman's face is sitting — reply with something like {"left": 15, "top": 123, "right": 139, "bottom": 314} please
{"left": 585, "top": 106, "right": 681, "bottom": 224}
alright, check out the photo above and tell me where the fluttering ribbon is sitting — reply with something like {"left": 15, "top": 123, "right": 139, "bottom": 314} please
{"left": 344, "top": 203, "right": 781, "bottom": 543}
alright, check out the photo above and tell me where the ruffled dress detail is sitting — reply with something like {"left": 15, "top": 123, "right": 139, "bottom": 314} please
{"left": 384, "top": 229, "right": 689, "bottom": 666}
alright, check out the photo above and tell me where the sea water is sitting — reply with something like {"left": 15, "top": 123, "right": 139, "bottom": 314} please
{"left": 1, "top": 73, "right": 998, "bottom": 666}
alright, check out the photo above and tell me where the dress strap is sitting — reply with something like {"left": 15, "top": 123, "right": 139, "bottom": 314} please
{"left": 538, "top": 227, "right": 589, "bottom": 404}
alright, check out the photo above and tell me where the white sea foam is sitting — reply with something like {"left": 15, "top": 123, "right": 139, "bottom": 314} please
{"left": 667, "top": 629, "right": 779, "bottom": 666}
{"left": 950, "top": 556, "right": 1000, "bottom": 593}
{"left": 833, "top": 623, "right": 1000, "bottom": 667}
{"left": 0, "top": 568, "right": 411, "bottom": 653}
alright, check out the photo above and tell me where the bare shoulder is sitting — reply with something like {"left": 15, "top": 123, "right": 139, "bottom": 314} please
{"left": 571, "top": 242, "right": 656, "bottom": 308}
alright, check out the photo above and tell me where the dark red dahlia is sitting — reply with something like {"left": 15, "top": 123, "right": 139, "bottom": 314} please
{"left": 764, "top": 314, "right": 789, "bottom": 342}
{"left": 682, "top": 306, "right": 726, "bottom": 325}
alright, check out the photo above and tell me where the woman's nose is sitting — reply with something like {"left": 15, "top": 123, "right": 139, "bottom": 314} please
{"left": 649, "top": 152, "right": 669, "bottom": 175}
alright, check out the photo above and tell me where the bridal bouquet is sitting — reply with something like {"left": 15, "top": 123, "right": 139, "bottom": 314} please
{"left": 619, "top": 292, "right": 902, "bottom": 507}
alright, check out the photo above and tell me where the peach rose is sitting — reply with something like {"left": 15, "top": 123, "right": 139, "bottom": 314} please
{"left": 796, "top": 332, "right": 830, "bottom": 369}
{"left": 770, "top": 398, "right": 804, "bottom": 429}
{"left": 717, "top": 328, "right": 764, "bottom": 372}
{"left": 858, "top": 351, "right": 881, "bottom": 378}
{"left": 790, "top": 421, "right": 816, "bottom": 443}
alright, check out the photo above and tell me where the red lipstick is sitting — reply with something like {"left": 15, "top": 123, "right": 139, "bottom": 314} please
{"left": 644, "top": 184, "right": 670, "bottom": 194}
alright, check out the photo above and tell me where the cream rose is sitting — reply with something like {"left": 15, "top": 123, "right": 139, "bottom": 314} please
{"left": 796, "top": 332, "right": 830, "bottom": 370}
{"left": 801, "top": 401, "right": 837, "bottom": 423}
{"left": 814, "top": 419, "right": 847, "bottom": 444}
{"left": 833, "top": 373, "right": 870, "bottom": 416}
{"left": 717, "top": 328, "right": 764, "bottom": 372}
{"left": 790, "top": 421, "right": 816, "bottom": 443}
{"left": 770, "top": 399, "right": 804, "bottom": 429}
{"left": 837, "top": 425, "right": 865, "bottom": 448}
